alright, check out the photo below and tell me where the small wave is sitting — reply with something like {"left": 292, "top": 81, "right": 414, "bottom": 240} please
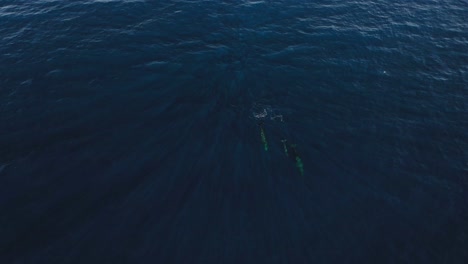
{"left": 0, "top": 164, "right": 7, "bottom": 174}
{"left": 240, "top": 0, "right": 266, "bottom": 7}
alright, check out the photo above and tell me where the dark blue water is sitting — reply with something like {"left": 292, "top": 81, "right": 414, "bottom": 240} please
{"left": 1, "top": 0, "right": 467, "bottom": 263}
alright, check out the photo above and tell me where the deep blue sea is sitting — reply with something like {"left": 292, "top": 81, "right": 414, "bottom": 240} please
{"left": 1, "top": 0, "right": 467, "bottom": 263}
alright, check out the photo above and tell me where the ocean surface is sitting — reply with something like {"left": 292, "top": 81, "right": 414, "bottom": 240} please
{"left": 1, "top": 0, "right": 467, "bottom": 263}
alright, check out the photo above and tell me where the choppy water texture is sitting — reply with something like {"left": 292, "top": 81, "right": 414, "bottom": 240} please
{"left": 1, "top": 0, "right": 467, "bottom": 263}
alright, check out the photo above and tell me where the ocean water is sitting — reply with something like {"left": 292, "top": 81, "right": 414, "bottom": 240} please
{"left": 0, "top": 0, "right": 467, "bottom": 263}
